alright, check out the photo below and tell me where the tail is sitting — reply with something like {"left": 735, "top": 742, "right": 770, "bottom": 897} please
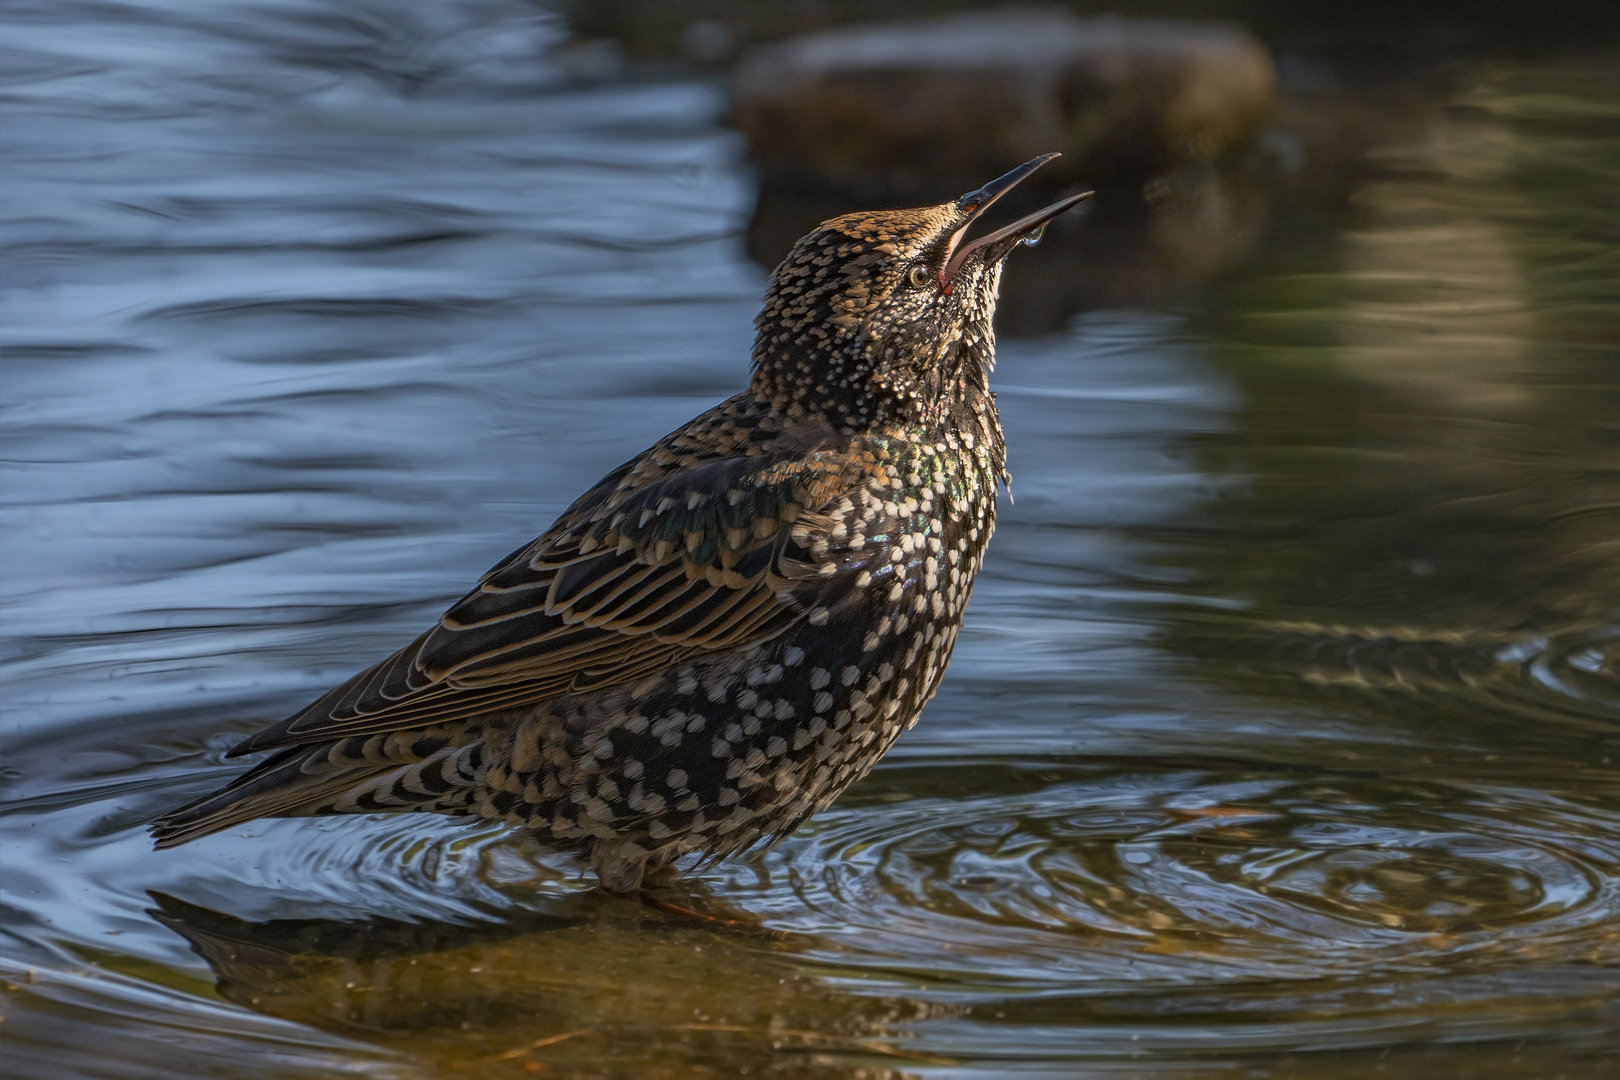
{"left": 150, "top": 734, "right": 483, "bottom": 848}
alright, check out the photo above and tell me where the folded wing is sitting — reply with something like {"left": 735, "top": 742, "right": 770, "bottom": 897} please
{"left": 230, "top": 441, "right": 851, "bottom": 758}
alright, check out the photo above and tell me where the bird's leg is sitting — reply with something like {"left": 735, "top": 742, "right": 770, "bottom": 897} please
{"left": 633, "top": 887, "right": 788, "bottom": 937}
{"left": 592, "top": 841, "right": 780, "bottom": 935}
{"left": 589, "top": 836, "right": 648, "bottom": 894}
{"left": 640, "top": 842, "right": 685, "bottom": 885}
{"left": 589, "top": 836, "right": 690, "bottom": 893}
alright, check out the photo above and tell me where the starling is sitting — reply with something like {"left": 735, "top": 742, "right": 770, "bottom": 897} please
{"left": 152, "top": 154, "right": 1092, "bottom": 893}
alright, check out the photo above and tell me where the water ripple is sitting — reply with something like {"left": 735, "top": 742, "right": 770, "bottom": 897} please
{"left": 730, "top": 764, "right": 1620, "bottom": 991}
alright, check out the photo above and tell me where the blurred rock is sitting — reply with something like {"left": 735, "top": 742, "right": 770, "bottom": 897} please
{"left": 556, "top": 0, "right": 1620, "bottom": 74}
{"left": 732, "top": 10, "right": 1277, "bottom": 197}
{"left": 680, "top": 18, "right": 737, "bottom": 64}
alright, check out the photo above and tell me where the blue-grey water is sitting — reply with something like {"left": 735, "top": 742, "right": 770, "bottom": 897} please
{"left": 3, "top": 3, "right": 1618, "bottom": 1078}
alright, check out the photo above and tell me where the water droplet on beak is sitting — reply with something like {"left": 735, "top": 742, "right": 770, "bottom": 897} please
{"left": 1021, "top": 224, "right": 1047, "bottom": 248}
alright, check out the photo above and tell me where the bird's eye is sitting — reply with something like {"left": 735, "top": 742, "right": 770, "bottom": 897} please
{"left": 907, "top": 264, "right": 932, "bottom": 288}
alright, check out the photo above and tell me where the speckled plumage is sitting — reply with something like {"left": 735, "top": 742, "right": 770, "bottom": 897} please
{"left": 153, "top": 156, "right": 1091, "bottom": 892}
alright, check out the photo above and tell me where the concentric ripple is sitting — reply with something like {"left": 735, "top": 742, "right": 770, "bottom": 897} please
{"left": 1524, "top": 624, "right": 1620, "bottom": 714}
{"left": 726, "top": 764, "right": 1620, "bottom": 989}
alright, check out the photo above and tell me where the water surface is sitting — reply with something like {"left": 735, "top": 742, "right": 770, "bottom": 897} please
{"left": 3, "top": 3, "right": 1618, "bottom": 1077}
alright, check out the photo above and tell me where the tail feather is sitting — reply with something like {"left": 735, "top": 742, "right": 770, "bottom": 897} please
{"left": 150, "top": 738, "right": 480, "bottom": 849}
{"left": 150, "top": 745, "right": 369, "bottom": 847}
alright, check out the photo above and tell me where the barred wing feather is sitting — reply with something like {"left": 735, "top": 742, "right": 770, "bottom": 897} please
{"left": 228, "top": 451, "right": 842, "bottom": 758}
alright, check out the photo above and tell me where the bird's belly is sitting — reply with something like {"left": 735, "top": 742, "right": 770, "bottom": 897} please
{"left": 467, "top": 552, "right": 980, "bottom": 860}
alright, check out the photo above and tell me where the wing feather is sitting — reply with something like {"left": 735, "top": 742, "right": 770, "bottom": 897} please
{"left": 229, "top": 407, "right": 860, "bottom": 759}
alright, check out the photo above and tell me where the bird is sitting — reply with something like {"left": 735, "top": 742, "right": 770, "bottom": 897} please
{"left": 151, "top": 154, "right": 1092, "bottom": 893}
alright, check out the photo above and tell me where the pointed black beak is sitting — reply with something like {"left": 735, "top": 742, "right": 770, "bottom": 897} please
{"left": 940, "top": 153, "right": 1093, "bottom": 290}
{"left": 953, "top": 152, "right": 1062, "bottom": 217}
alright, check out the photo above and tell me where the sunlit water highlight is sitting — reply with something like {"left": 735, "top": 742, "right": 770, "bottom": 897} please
{"left": 3, "top": 3, "right": 1618, "bottom": 1078}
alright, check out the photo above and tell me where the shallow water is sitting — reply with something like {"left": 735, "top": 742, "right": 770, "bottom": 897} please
{"left": 3, "top": 3, "right": 1618, "bottom": 1078}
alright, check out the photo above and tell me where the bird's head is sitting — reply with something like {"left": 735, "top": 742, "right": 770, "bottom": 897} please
{"left": 751, "top": 153, "right": 1091, "bottom": 433}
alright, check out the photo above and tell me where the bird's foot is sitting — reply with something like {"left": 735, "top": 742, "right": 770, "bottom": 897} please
{"left": 634, "top": 891, "right": 781, "bottom": 937}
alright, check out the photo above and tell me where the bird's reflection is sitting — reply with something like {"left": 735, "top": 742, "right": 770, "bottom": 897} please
{"left": 147, "top": 890, "right": 946, "bottom": 1078}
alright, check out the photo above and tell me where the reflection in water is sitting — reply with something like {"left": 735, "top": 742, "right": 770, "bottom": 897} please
{"left": 2, "top": 2, "right": 1619, "bottom": 1077}
{"left": 1166, "top": 63, "right": 1620, "bottom": 751}
{"left": 144, "top": 891, "right": 951, "bottom": 1079}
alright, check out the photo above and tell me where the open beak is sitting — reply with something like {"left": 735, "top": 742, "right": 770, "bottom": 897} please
{"left": 940, "top": 153, "right": 1093, "bottom": 291}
